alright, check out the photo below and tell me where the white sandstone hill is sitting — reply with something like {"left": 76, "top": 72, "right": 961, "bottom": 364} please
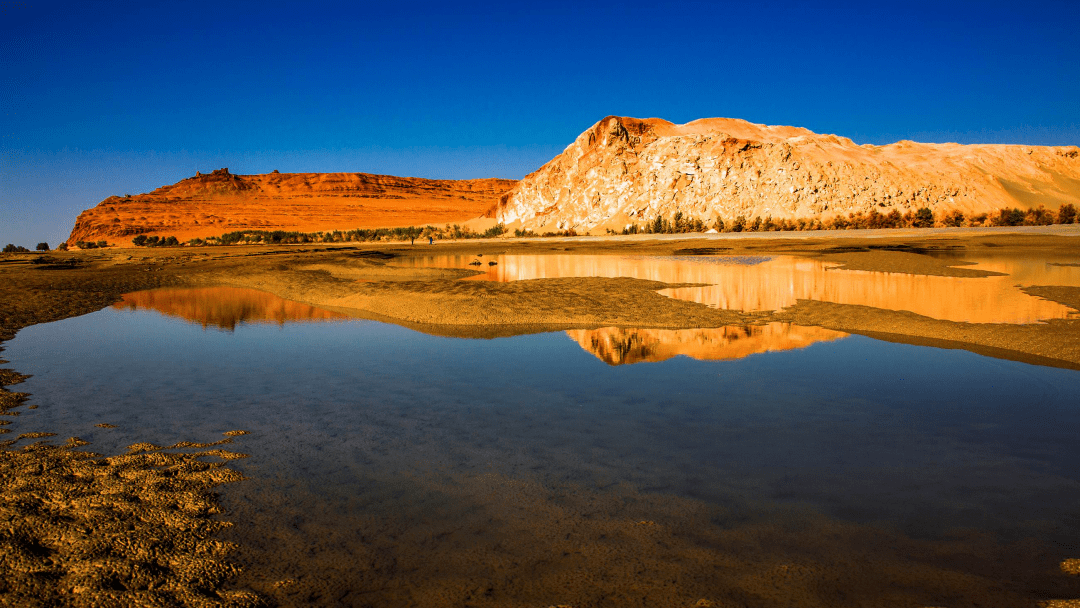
{"left": 494, "top": 116, "right": 1080, "bottom": 233}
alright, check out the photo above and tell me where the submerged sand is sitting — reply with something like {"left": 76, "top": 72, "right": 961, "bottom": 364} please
{"left": 2, "top": 228, "right": 1080, "bottom": 605}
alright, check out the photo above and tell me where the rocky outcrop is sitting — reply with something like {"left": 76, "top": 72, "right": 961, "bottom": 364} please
{"left": 496, "top": 116, "right": 1080, "bottom": 233}
{"left": 68, "top": 169, "right": 516, "bottom": 245}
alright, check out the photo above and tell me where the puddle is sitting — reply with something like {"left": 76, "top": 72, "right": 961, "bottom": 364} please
{"left": 396, "top": 254, "right": 1080, "bottom": 324}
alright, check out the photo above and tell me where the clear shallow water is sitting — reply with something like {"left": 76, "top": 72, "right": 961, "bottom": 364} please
{"left": 4, "top": 288, "right": 1080, "bottom": 605}
{"left": 394, "top": 253, "right": 1080, "bottom": 323}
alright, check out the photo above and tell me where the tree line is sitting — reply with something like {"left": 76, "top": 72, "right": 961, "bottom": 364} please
{"left": 614, "top": 204, "right": 1077, "bottom": 235}
{"left": 7, "top": 204, "right": 1075, "bottom": 253}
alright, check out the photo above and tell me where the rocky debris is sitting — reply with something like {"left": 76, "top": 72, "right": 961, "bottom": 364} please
{"left": 0, "top": 437, "right": 258, "bottom": 606}
{"left": 496, "top": 116, "right": 1080, "bottom": 233}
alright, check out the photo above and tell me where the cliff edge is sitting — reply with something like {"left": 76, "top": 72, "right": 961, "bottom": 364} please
{"left": 68, "top": 168, "right": 516, "bottom": 245}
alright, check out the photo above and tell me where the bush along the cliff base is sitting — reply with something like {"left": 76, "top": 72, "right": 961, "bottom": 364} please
{"left": 132, "top": 235, "right": 180, "bottom": 247}
{"left": 119, "top": 203, "right": 1078, "bottom": 249}
{"left": 614, "top": 203, "right": 1078, "bottom": 235}
{"left": 131, "top": 224, "right": 509, "bottom": 248}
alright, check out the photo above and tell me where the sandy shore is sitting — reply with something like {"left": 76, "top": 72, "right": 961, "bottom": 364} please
{"left": 2, "top": 228, "right": 1079, "bottom": 604}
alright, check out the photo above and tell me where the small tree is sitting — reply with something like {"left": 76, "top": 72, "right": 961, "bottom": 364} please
{"left": 403, "top": 226, "right": 422, "bottom": 245}
{"left": 1024, "top": 206, "right": 1054, "bottom": 226}
{"left": 673, "top": 211, "right": 686, "bottom": 232}
{"left": 651, "top": 215, "right": 664, "bottom": 234}
{"left": 1058, "top": 204, "right": 1077, "bottom": 225}
{"left": 994, "top": 207, "right": 1025, "bottom": 227}
{"left": 913, "top": 207, "right": 934, "bottom": 228}
{"left": 132, "top": 235, "right": 148, "bottom": 247}
{"left": 36, "top": 242, "right": 49, "bottom": 251}
{"left": 56, "top": 242, "right": 68, "bottom": 251}
{"left": 941, "top": 210, "right": 965, "bottom": 227}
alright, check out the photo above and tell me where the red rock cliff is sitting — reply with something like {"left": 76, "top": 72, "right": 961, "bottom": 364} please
{"left": 68, "top": 168, "right": 517, "bottom": 245}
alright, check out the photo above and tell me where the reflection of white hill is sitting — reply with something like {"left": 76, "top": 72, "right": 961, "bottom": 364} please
{"left": 401, "top": 254, "right": 1080, "bottom": 325}
{"left": 113, "top": 287, "right": 346, "bottom": 330}
{"left": 566, "top": 323, "right": 848, "bottom": 366}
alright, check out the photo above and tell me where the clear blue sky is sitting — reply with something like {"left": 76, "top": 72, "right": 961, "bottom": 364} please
{"left": 2, "top": 0, "right": 1078, "bottom": 247}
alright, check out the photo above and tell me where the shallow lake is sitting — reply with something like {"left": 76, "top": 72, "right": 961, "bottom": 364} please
{"left": 4, "top": 269, "right": 1080, "bottom": 605}
{"left": 394, "top": 253, "right": 1080, "bottom": 323}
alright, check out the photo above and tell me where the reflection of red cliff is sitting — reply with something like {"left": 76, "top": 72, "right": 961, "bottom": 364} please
{"left": 112, "top": 287, "right": 346, "bottom": 330}
{"left": 566, "top": 323, "right": 848, "bottom": 365}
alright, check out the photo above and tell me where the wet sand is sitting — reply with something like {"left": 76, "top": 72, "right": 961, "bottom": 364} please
{"left": 2, "top": 228, "right": 1080, "bottom": 605}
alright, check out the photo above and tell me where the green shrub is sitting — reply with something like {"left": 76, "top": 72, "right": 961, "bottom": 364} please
{"left": 36, "top": 242, "right": 49, "bottom": 251}
{"left": 481, "top": 223, "right": 506, "bottom": 238}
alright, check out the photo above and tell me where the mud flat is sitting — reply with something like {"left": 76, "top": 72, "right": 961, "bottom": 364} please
{"left": 2, "top": 227, "right": 1080, "bottom": 605}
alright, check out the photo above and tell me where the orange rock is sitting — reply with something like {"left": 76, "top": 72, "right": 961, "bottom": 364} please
{"left": 68, "top": 168, "right": 516, "bottom": 246}
{"left": 496, "top": 116, "right": 1080, "bottom": 233}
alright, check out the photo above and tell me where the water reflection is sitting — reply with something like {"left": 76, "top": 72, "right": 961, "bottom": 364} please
{"left": 8, "top": 298, "right": 1080, "bottom": 605}
{"left": 112, "top": 287, "right": 346, "bottom": 330}
{"left": 400, "top": 254, "right": 1080, "bottom": 324}
{"left": 567, "top": 323, "right": 848, "bottom": 365}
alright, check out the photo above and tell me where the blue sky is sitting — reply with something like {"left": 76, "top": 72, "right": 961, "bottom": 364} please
{"left": 2, "top": 0, "right": 1078, "bottom": 246}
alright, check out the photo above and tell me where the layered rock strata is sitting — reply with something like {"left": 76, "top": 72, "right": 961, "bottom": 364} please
{"left": 68, "top": 168, "right": 516, "bottom": 245}
{"left": 496, "top": 116, "right": 1080, "bottom": 233}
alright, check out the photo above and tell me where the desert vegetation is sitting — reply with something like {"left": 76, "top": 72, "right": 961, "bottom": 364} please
{"left": 129, "top": 224, "right": 509, "bottom": 248}
{"left": 113, "top": 204, "right": 1080, "bottom": 249}
{"left": 73, "top": 240, "right": 109, "bottom": 249}
{"left": 618, "top": 204, "right": 1078, "bottom": 235}
{"left": 132, "top": 235, "right": 180, "bottom": 247}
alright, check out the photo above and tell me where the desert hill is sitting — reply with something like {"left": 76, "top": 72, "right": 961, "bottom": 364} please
{"left": 496, "top": 116, "right": 1080, "bottom": 233}
{"left": 68, "top": 169, "right": 517, "bottom": 245}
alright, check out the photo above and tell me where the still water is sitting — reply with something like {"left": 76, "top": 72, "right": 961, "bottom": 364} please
{"left": 4, "top": 282, "right": 1080, "bottom": 606}
{"left": 394, "top": 253, "right": 1080, "bottom": 324}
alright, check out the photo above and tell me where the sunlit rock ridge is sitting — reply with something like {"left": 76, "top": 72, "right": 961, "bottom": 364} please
{"left": 495, "top": 116, "right": 1080, "bottom": 233}
{"left": 68, "top": 168, "right": 516, "bottom": 245}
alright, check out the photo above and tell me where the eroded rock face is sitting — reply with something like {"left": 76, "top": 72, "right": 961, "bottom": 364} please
{"left": 496, "top": 116, "right": 1080, "bottom": 233}
{"left": 68, "top": 169, "right": 516, "bottom": 245}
